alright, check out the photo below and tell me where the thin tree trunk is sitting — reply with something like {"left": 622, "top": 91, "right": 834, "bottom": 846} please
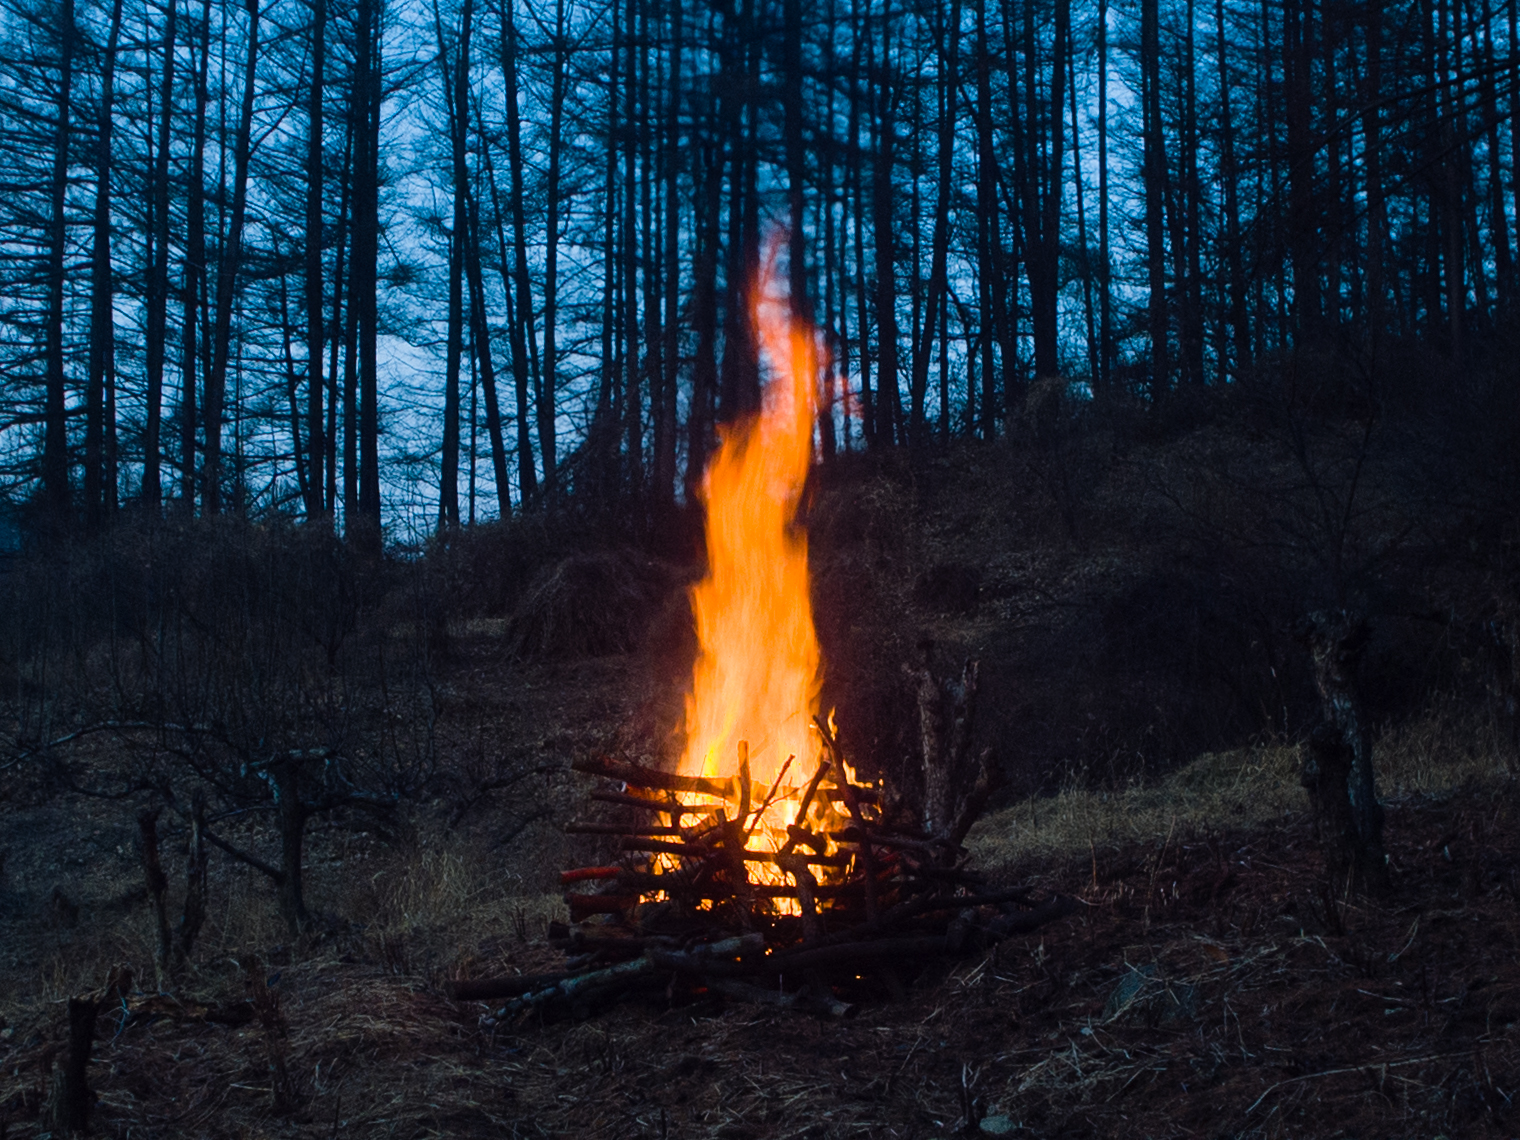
{"left": 203, "top": 0, "right": 262, "bottom": 514}
{"left": 1361, "top": 0, "right": 1386, "bottom": 356}
{"left": 1284, "top": 0, "right": 1320, "bottom": 344}
{"left": 687, "top": 74, "right": 721, "bottom": 500}
{"left": 326, "top": 120, "right": 352, "bottom": 516}
{"left": 911, "top": 0, "right": 960, "bottom": 448}
{"left": 659, "top": 0, "right": 682, "bottom": 508}
{"left": 719, "top": 0, "right": 759, "bottom": 424}
{"left": 1098, "top": 0, "right": 1111, "bottom": 394}
{"left": 871, "top": 10, "right": 901, "bottom": 447}
{"left": 595, "top": 1, "right": 619, "bottom": 493}
{"left": 304, "top": 0, "right": 326, "bottom": 519}
{"left": 1480, "top": 0, "right": 1511, "bottom": 310}
{"left": 180, "top": 0, "right": 212, "bottom": 509}
{"left": 1069, "top": 34, "right": 1097, "bottom": 389}
{"left": 1141, "top": 0, "right": 1170, "bottom": 396}
{"left": 1217, "top": 0, "right": 1246, "bottom": 378}
{"left": 849, "top": 0, "right": 874, "bottom": 445}
{"left": 974, "top": 0, "right": 999, "bottom": 436}
{"left": 85, "top": 0, "right": 124, "bottom": 526}
{"left": 353, "top": 0, "right": 383, "bottom": 545}
{"left": 622, "top": 0, "right": 641, "bottom": 500}
{"left": 277, "top": 239, "right": 309, "bottom": 504}
{"left": 500, "top": 0, "right": 539, "bottom": 501}
{"left": 1182, "top": 0, "right": 1204, "bottom": 384}
{"left": 144, "top": 0, "right": 177, "bottom": 510}
{"left": 43, "top": 0, "right": 77, "bottom": 518}
{"left": 819, "top": 0, "right": 840, "bottom": 458}
{"left": 784, "top": 0, "right": 808, "bottom": 323}
{"left": 466, "top": 189, "right": 511, "bottom": 518}
{"left": 1030, "top": 0, "right": 1067, "bottom": 381}
{"left": 436, "top": 0, "right": 473, "bottom": 531}
{"left": 540, "top": 0, "right": 567, "bottom": 493}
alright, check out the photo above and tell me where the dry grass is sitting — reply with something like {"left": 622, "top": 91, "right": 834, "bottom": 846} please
{"left": 970, "top": 703, "right": 1510, "bottom": 869}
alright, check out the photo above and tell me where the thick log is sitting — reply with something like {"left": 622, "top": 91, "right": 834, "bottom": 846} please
{"left": 493, "top": 934, "right": 766, "bottom": 1020}
{"left": 978, "top": 892, "right": 1079, "bottom": 937}
{"left": 588, "top": 789, "right": 682, "bottom": 813}
{"left": 574, "top": 755, "right": 733, "bottom": 798}
{"left": 618, "top": 835, "right": 851, "bottom": 867}
{"left": 447, "top": 972, "right": 577, "bottom": 1001}
{"left": 575, "top": 869, "right": 858, "bottom": 901}
{"left": 564, "top": 822, "right": 684, "bottom": 837}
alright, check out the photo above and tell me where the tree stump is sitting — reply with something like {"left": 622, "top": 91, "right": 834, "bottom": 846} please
{"left": 1297, "top": 610, "right": 1388, "bottom": 893}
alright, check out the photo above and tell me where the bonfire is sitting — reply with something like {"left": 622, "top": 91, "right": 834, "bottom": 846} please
{"left": 457, "top": 256, "right": 1074, "bottom": 1024}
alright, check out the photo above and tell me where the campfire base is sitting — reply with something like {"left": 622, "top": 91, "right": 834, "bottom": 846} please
{"left": 455, "top": 727, "right": 1077, "bottom": 1026}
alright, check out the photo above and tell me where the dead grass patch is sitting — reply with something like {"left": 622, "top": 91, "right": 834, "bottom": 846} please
{"left": 970, "top": 705, "right": 1510, "bottom": 869}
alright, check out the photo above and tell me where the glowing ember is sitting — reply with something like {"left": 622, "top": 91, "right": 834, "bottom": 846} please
{"left": 679, "top": 255, "right": 830, "bottom": 858}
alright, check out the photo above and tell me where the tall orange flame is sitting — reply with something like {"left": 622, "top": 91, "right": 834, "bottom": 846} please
{"left": 680, "top": 258, "right": 822, "bottom": 806}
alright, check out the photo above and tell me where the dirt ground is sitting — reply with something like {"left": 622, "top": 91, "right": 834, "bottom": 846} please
{"left": 2, "top": 659, "right": 1517, "bottom": 1140}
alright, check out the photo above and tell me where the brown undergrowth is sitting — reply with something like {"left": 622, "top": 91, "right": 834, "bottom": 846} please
{"left": 2, "top": 729, "right": 1516, "bottom": 1138}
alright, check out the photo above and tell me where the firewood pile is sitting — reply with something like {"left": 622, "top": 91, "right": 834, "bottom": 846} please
{"left": 456, "top": 687, "right": 1077, "bottom": 1026}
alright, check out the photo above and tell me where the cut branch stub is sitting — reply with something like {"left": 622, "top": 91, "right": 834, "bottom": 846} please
{"left": 905, "top": 654, "right": 1001, "bottom": 847}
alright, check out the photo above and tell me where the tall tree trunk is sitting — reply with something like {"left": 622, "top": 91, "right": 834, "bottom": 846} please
{"left": 819, "top": 0, "right": 839, "bottom": 458}
{"left": 911, "top": 0, "right": 960, "bottom": 448}
{"left": 466, "top": 189, "right": 511, "bottom": 518}
{"left": 622, "top": 0, "right": 641, "bottom": 501}
{"left": 1510, "top": 0, "right": 1520, "bottom": 303}
{"left": 688, "top": 76, "right": 721, "bottom": 500}
{"left": 353, "top": 0, "right": 383, "bottom": 545}
{"left": 277, "top": 237, "right": 309, "bottom": 503}
{"left": 1141, "top": 0, "right": 1169, "bottom": 396}
{"left": 783, "top": 0, "right": 808, "bottom": 323}
{"left": 975, "top": 0, "right": 995, "bottom": 435}
{"left": 1029, "top": 0, "right": 1067, "bottom": 381}
{"left": 43, "top": 0, "right": 77, "bottom": 518}
{"left": 326, "top": 121, "right": 352, "bottom": 516}
{"left": 85, "top": 0, "right": 124, "bottom": 527}
{"left": 1361, "top": 0, "right": 1386, "bottom": 356}
{"left": 203, "top": 0, "right": 262, "bottom": 514}
{"left": 871, "top": 10, "right": 901, "bottom": 447}
{"left": 143, "top": 0, "right": 177, "bottom": 510}
{"left": 594, "top": 0, "right": 620, "bottom": 495}
{"left": 436, "top": 0, "right": 474, "bottom": 531}
{"left": 304, "top": 0, "right": 327, "bottom": 520}
{"left": 659, "top": 0, "right": 682, "bottom": 509}
{"left": 1069, "top": 34, "right": 1097, "bottom": 389}
{"left": 1284, "top": 0, "right": 1320, "bottom": 345}
{"left": 1217, "top": 0, "right": 1246, "bottom": 377}
{"left": 1481, "top": 0, "right": 1511, "bottom": 311}
{"left": 1097, "top": 0, "right": 1112, "bottom": 394}
{"left": 540, "top": 0, "right": 567, "bottom": 494}
{"left": 180, "top": 0, "right": 213, "bottom": 509}
{"left": 849, "top": 0, "right": 874, "bottom": 445}
{"left": 718, "top": 0, "right": 760, "bottom": 424}
{"left": 640, "top": 0, "right": 662, "bottom": 509}
{"left": 500, "top": 0, "right": 539, "bottom": 502}
{"left": 1438, "top": 0, "right": 1465, "bottom": 360}
{"left": 1182, "top": 0, "right": 1204, "bottom": 384}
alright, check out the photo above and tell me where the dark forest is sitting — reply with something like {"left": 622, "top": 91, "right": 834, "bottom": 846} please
{"left": 2, "top": 1, "right": 1520, "bottom": 1137}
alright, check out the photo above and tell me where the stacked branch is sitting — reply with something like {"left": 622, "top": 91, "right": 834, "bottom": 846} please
{"left": 458, "top": 685, "right": 1074, "bottom": 1024}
